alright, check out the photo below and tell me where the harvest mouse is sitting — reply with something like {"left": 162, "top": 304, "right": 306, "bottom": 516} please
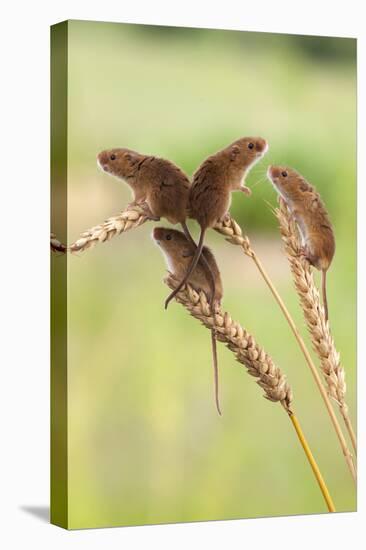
{"left": 97, "top": 147, "right": 218, "bottom": 307}
{"left": 164, "top": 136, "right": 268, "bottom": 309}
{"left": 153, "top": 226, "right": 223, "bottom": 415}
{"left": 267, "top": 165, "right": 335, "bottom": 321}
{"left": 97, "top": 148, "right": 190, "bottom": 224}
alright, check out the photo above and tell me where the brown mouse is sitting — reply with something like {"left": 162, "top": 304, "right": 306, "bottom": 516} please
{"left": 97, "top": 146, "right": 218, "bottom": 312}
{"left": 164, "top": 136, "right": 268, "bottom": 308}
{"left": 97, "top": 148, "right": 190, "bottom": 224}
{"left": 267, "top": 165, "right": 335, "bottom": 320}
{"left": 153, "top": 226, "right": 223, "bottom": 415}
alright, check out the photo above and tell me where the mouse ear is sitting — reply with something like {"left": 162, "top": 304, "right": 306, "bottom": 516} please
{"left": 311, "top": 197, "right": 320, "bottom": 211}
{"left": 230, "top": 145, "right": 240, "bottom": 160}
{"left": 123, "top": 150, "right": 138, "bottom": 162}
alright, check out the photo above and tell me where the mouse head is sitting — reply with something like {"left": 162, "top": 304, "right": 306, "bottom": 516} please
{"left": 97, "top": 148, "right": 141, "bottom": 179}
{"left": 152, "top": 227, "right": 188, "bottom": 253}
{"left": 267, "top": 165, "right": 311, "bottom": 201}
{"left": 152, "top": 227, "right": 191, "bottom": 273}
{"left": 227, "top": 137, "right": 268, "bottom": 170}
{"left": 153, "top": 227, "right": 223, "bottom": 301}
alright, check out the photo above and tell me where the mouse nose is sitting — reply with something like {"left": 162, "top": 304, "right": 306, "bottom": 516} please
{"left": 268, "top": 166, "right": 280, "bottom": 178}
{"left": 152, "top": 227, "right": 162, "bottom": 241}
{"left": 256, "top": 138, "right": 268, "bottom": 153}
{"left": 97, "top": 151, "right": 108, "bottom": 168}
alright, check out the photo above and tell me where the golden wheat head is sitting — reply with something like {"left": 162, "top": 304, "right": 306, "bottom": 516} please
{"left": 276, "top": 198, "right": 356, "bottom": 452}
{"left": 69, "top": 205, "right": 148, "bottom": 253}
{"left": 165, "top": 274, "right": 293, "bottom": 413}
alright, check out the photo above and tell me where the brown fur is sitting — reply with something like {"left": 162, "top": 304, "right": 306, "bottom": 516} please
{"left": 97, "top": 148, "right": 190, "bottom": 224}
{"left": 268, "top": 165, "right": 335, "bottom": 270}
{"left": 165, "top": 137, "right": 268, "bottom": 308}
{"left": 97, "top": 147, "right": 218, "bottom": 310}
{"left": 153, "top": 227, "right": 223, "bottom": 303}
{"left": 268, "top": 165, "right": 335, "bottom": 319}
{"left": 153, "top": 227, "right": 223, "bottom": 415}
{"left": 189, "top": 137, "right": 268, "bottom": 228}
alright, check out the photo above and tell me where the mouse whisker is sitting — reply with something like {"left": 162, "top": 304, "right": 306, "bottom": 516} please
{"left": 250, "top": 166, "right": 267, "bottom": 176}
{"left": 263, "top": 198, "right": 277, "bottom": 216}
{"left": 250, "top": 174, "right": 268, "bottom": 188}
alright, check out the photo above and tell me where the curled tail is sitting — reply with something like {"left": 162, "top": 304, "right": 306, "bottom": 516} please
{"left": 164, "top": 227, "right": 206, "bottom": 309}
{"left": 322, "top": 269, "right": 329, "bottom": 321}
{"left": 181, "top": 222, "right": 222, "bottom": 416}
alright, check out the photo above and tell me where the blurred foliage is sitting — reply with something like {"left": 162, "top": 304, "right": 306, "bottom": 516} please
{"left": 134, "top": 24, "right": 356, "bottom": 63}
{"left": 61, "top": 20, "right": 356, "bottom": 528}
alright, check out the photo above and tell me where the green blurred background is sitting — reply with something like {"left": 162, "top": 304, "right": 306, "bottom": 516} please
{"left": 64, "top": 20, "right": 356, "bottom": 528}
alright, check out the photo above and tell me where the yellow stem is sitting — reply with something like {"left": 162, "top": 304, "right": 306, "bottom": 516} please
{"left": 248, "top": 250, "right": 356, "bottom": 484}
{"left": 340, "top": 409, "right": 357, "bottom": 456}
{"left": 289, "top": 413, "right": 336, "bottom": 512}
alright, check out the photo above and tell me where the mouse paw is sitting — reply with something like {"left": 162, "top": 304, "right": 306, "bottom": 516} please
{"left": 298, "top": 246, "right": 310, "bottom": 262}
{"left": 241, "top": 186, "right": 252, "bottom": 196}
{"left": 220, "top": 212, "right": 231, "bottom": 224}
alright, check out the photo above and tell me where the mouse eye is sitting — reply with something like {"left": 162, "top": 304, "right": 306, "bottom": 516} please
{"left": 110, "top": 154, "right": 116, "bottom": 161}
{"left": 281, "top": 171, "right": 288, "bottom": 177}
{"left": 166, "top": 234, "right": 172, "bottom": 241}
{"left": 248, "top": 142, "right": 254, "bottom": 150}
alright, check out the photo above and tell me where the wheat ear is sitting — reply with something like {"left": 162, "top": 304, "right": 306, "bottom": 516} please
{"left": 50, "top": 233, "right": 67, "bottom": 254}
{"left": 276, "top": 199, "right": 356, "bottom": 455}
{"left": 165, "top": 275, "right": 335, "bottom": 512}
{"left": 214, "top": 215, "right": 356, "bottom": 482}
{"left": 69, "top": 205, "right": 148, "bottom": 253}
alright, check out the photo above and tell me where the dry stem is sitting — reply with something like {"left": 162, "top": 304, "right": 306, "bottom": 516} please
{"left": 214, "top": 214, "right": 356, "bottom": 482}
{"left": 65, "top": 203, "right": 355, "bottom": 480}
{"left": 276, "top": 199, "right": 357, "bottom": 455}
{"left": 165, "top": 276, "right": 335, "bottom": 512}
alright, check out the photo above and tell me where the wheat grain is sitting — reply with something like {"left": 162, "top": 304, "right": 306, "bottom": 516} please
{"left": 164, "top": 275, "right": 335, "bottom": 512}
{"left": 165, "top": 274, "right": 294, "bottom": 412}
{"left": 276, "top": 198, "right": 356, "bottom": 454}
{"left": 214, "top": 213, "right": 356, "bottom": 480}
{"left": 69, "top": 205, "right": 148, "bottom": 253}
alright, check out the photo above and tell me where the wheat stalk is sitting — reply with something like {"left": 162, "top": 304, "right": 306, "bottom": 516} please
{"left": 69, "top": 205, "right": 148, "bottom": 253}
{"left": 276, "top": 198, "right": 356, "bottom": 455}
{"left": 50, "top": 233, "right": 67, "bottom": 254}
{"left": 165, "top": 275, "right": 335, "bottom": 512}
{"left": 167, "top": 274, "right": 293, "bottom": 411}
{"left": 214, "top": 214, "right": 356, "bottom": 482}
{"left": 66, "top": 204, "right": 355, "bottom": 480}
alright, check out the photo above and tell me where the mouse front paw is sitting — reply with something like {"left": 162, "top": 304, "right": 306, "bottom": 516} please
{"left": 241, "top": 186, "right": 252, "bottom": 196}
{"left": 219, "top": 212, "right": 231, "bottom": 224}
{"left": 298, "top": 245, "right": 311, "bottom": 263}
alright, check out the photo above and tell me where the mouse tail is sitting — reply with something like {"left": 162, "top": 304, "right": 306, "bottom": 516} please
{"left": 181, "top": 222, "right": 221, "bottom": 416}
{"left": 180, "top": 221, "right": 197, "bottom": 248}
{"left": 321, "top": 269, "right": 329, "bottom": 321}
{"left": 164, "top": 227, "right": 206, "bottom": 309}
{"left": 181, "top": 222, "right": 216, "bottom": 310}
{"left": 211, "top": 328, "right": 222, "bottom": 416}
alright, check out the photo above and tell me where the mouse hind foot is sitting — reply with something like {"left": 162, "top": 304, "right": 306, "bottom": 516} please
{"left": 138, "top": 201, "right": 160, "bottom": 221}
